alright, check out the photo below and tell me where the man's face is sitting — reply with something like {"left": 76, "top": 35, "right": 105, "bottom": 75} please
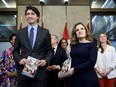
{"left": 26, "top": 9, "right": 39, "bottom": 25}
{"left": 51, "top": 36, "right": 57, "bottom": 46}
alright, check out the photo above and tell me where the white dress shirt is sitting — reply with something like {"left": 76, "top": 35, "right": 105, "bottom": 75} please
{"left": 53, "top": 45, "right": 57, "bottom": 55}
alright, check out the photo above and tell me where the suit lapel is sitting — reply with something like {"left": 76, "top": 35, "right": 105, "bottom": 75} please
{"left": 54, "top": 47, "right": 59, "bottom": 56}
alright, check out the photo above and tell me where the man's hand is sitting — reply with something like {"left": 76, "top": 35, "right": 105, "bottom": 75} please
{"left": 36, "top": 60, "right": 46, "bottom": 67}
{"left": 52, "top": 65, "right": 60, "bottom": 70}
{"left": 47, "top": 66, "right": 53, "bottom": 71}
{"left": 47, "top": 65, "right": 60, "bottom": 71}
{"left": 19, "top": 58, "right": 28, "bottom": 65}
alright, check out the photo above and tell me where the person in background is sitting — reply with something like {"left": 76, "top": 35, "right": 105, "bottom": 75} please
{"left": 13, "top": 5, "right": 52, "bottom": 87}
{"left": 67, "top": 22, "right": 100, "bottom": 87}
{"left": 47, "top": 35, "right": 67, "bottom": 87}
{"left": 58, "top": 38, "right": 70, "bottom": 87}
{"left": 58, "top": 38, "right": 70, "bottom": 58}
{"left": 0, "top": 33, "right": 17, "bottom": 87}
{"left": 95, "top": 33, "right": 116, "bottom": 87}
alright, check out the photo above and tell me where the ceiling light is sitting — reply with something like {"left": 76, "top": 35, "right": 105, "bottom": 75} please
{"left": 2, "top": 0, "right": 9, "bottom": 8}
{"left": 40, "top": 0, "right": 44, "bottom": 4}
{"left": 64, "top": 0, "right": 68, "bottom": 4}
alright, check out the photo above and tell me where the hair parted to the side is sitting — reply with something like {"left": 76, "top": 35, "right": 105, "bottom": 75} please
{"left": 71, "top": 22, "right": 93, "bottom": 45}
{"left": 97, "top": 33, "right": 112, "bottom": 53}
{"left": 25, "top": 5, "right": 40, "bottom": 23}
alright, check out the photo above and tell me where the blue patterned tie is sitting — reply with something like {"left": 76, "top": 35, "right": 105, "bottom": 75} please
{"left": 29, "top": 27, "right": 34, "bottom": 48}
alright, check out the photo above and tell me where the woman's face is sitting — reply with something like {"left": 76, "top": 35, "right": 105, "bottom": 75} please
{"left": 61, "top": 39, "right": 67, "bottom": 49}
{"left": 10, "top": 36, "right": 16, "bottom": 47}
{"left": 99, "top": 34, "right": 107, "bottom": 43}
{"left": 75, "top": 24, "right": 86, "bottom": 39}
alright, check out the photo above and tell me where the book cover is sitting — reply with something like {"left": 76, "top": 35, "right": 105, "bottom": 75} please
{"left": 22, "top": 56, "right": 39, "bottom": 78}
{"left": 58, "top": 58, "right": 71, "bottom": 78}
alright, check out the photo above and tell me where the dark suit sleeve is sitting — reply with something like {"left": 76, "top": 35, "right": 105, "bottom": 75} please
{"left": 13, "top": 30, "right": 22, "bottom": 65}
{"left": 44, "top": 30, "right": 53, "bottom": 65}
{"left": 74, "top": 42, "right": 97, "bottom": 72}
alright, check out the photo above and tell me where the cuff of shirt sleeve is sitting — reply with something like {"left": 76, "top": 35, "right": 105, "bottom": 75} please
{"left": 57, "top": 65, "right": 60, "bottom": 70}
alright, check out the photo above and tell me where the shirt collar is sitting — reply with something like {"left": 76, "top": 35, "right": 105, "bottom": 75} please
{"left": 54, "top": 45, "right": 57, "bottom": 50}
{"left": 28, "top": 24, "right": 38, "bottom": 31}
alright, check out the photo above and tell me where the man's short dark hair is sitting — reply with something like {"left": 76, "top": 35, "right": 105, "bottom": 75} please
{"left": 25, "top": 5, "right": 40, "bottom": 17}
{"left": 25, "top": 5, "right": 40, "bottom": 23}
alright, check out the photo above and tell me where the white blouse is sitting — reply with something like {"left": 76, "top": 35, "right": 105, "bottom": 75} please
{"left": 95, "top": 45, "right": 116, "bottom": 79}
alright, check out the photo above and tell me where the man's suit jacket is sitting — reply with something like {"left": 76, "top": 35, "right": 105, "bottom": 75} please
{"left": 50, "top": 47, "right": 67, "bottom": 67}
{"left": 13, "top": 25, "right": 53, "bottom": 80}
{"left": 47, "top": 47, "right": 67, "bottom": 87}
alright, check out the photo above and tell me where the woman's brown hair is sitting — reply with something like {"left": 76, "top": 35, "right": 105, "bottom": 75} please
{"left": 97, "top": 33, "right": 112, "bottom": 53}
{"left": 71, "top": 22, "right": 93, "bottom": 45}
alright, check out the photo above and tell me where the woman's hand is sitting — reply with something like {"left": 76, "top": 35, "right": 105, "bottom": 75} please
{"left": 105, "top": 67, "right": 113, "bottom": 76}
{"left": 68, "top": 68, "right": 75, "bottom": 76}
{"left": 5, "top": 70, "right": 14, "bottom": 77}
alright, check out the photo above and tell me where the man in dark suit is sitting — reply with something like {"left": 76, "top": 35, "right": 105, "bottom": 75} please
{"left": 47, "top": 35, "right": 67, "bottom": 87}
{"left": 13, "top": 5, "right": 53, "bottom": 87}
